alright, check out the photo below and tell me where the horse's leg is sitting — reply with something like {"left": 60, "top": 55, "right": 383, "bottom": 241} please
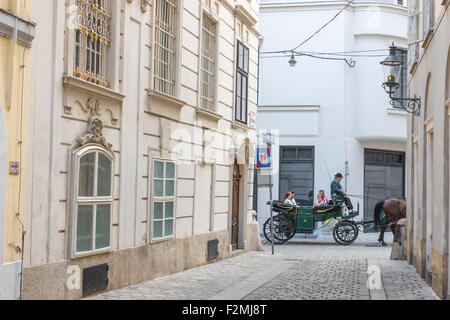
{"left": 378, "top": 226, "right": 387, "bottom": 246}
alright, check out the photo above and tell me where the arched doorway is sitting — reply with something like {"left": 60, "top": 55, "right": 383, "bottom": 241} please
{"left": 231, "top": 160, "right": 241, "bottom": 251}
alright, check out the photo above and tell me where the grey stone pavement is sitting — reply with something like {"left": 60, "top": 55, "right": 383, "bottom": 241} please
{"left": 87, "top": 232, "right": 439, "bottom": 300}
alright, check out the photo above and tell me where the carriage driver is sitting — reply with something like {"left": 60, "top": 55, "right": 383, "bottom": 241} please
{"left": 331, "top": 173, "right": 354, "bottom": 213}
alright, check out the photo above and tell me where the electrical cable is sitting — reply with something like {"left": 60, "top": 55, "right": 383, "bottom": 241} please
{"left": 291, "top": 0, "right": 355, "bottom": 52}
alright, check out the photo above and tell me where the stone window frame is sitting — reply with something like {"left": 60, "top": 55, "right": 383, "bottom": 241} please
{"left": 199, "top": 12, "right": 219, "bottom": 112}
{"left": 70, "top": 144, "right": 114, "bottom": 258}
{"left": 149, "top": 158, "right": 177, "bottom": 243}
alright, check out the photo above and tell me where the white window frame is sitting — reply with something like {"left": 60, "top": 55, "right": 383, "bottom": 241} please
{"left": 152, "top": 0, "right": 180, "bottom": 97}
{"left": 150, "top": 158, "right": 177, "bottom": 243}
{"left": 200, "top": 13, "right": 218, "bottom": 111}
{"left": 422, "top": 0, "right": 435, "bottom": 39}
{"left": 70, "top": 145, "right": 114, "bottom": 258}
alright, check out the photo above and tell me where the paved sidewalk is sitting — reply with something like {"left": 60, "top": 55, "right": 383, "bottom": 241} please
{"left": 87, "top": 233, "right": 439, "bottom": 300}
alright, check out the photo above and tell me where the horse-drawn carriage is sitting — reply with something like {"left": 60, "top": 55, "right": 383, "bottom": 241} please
{"left": 263, "top": 199, "right": 362, "bottom": 245}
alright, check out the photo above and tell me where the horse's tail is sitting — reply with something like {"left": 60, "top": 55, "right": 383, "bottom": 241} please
{"left": 373, "top": 200, "right": 385, "bottom": 227}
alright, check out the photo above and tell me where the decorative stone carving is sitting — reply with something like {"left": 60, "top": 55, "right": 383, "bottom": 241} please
{"left": 72, "top": 98, "right": 118, "bottom": 126}
{"left": 141, "top": 0, "right": 149, "bottom": 12}
{"left": 77, "top": 118, "right": 112, "bottom": 150}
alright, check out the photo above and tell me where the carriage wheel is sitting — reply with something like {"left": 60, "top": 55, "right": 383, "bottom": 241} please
{"left": 263, "top": 215, "right": 295, "bottom": 244}
{"left": 333, "top": 221, "right": 358, "bottom": 246}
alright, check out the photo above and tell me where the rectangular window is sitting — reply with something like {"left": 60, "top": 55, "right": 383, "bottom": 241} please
{"left": 73, "top": 0, "right": 111, "bottom": 88}
{"left": 154, "top": 0, "right": 177, "bottom": 96}
{"left": 75, "top": 150, "right": 113, "bottom": 255}
{"left": 201, "top": 15, "right": 217, "bottom": 111}
{"left": 152, "top": 160, "right": 176, "bottom": 240}
{"left": 423, "top": 0, "right": 435, "bottom": 38}
{"left": 235, "top": 41, "right": 249, "bottom": 123}
{"left": 393, "top": 48, "right": 407, "bottom": 108}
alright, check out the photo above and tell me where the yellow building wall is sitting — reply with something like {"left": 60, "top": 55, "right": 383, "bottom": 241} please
{"left": 0, "top": 0, "right": 32, "bottom": 265}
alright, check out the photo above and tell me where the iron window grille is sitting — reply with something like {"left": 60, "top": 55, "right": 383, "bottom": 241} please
{"left": 73, "top": 0, "right": 112, "bottom": 88}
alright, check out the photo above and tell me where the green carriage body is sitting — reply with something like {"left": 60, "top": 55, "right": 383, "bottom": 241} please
{"left": 264, "top": 201, "right": 360, "bottom": 245}
{"left": 271, "top": 201, "right": 359, "bottom": 232}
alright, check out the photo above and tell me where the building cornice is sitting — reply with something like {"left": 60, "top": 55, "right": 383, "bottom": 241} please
{"left": 0, "top": 8, "right": 35, "bottom": 47}
{"left": 258, "top": 105, "right": 320, "bottom": 112}
{"left": 260, "top": 1, "right": 408, "bottom": 14}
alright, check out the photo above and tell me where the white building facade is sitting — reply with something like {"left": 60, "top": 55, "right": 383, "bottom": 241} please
{"left": 256, "top": 0, "right": 408, "bottom": 233}
{"left": 23, "top": 0, "right": 261, "bottom": 299}
{"left": 406, "top": 0, "right": 450, "bottom": 300}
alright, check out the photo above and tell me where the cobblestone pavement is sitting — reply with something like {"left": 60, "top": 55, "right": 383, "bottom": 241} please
{"left": 88, "top": 233, "right": 439, "bottom": 300}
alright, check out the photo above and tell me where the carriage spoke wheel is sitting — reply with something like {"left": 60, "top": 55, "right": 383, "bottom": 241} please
{"left": 333, "top": 221, "right": 358, "bottom": 246}
{"left": 263, "top": 215, "right": 294, "bottom": 244}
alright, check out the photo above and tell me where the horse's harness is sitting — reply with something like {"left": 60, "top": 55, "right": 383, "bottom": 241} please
{"left": 380, "top": 205, "right": 406, "bottom": 226}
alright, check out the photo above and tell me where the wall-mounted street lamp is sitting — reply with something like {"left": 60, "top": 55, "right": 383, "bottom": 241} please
{"left": 380, "top": 43, "right": 421, "bottom": 116}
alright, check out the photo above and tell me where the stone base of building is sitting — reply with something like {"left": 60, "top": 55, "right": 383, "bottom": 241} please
{"left": 432, "top": 249, "right": 448, "bottom": 299}
{"left": 415, "top": 236, "right": 426, "bottom": 279}
{"left": 406, "top": 229, "right": 413, "bottom": 264}
{"left": 22, "top": 225, "right": 263, "bottom": 300}
{"left": 0, "top": 261, "right": 21, "bottom": 300}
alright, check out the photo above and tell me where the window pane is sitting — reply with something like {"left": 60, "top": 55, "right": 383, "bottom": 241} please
{"left": 154, "top": 202, "right": 164, "bottom": 220}
{"left": 154, "top": 161, "right": 164, "bottom": 179}
{"left": 164, "top": 219, "right": 173, "bottom": 237}
{"left": 97, "top": 153, "right": 112, "bottom": 197}
{"left": 244, "top": 48, "right": 249, "bottom": 73}
{"left": 154, "top": 180, "right": 164, "bottom": 197}
{"left": 242, "top": 76, "right": 247, "bottom": 100}
{"left": 153, "top": 221, "right": 163, "bottom": 238}
{"left": 95, "top": 204, "right": 111, "bottom": 250}
{"left": 79, "top": 153, "right": 95, "bottom": 197}
{"left": 238, "top": 43, "right": 244, "bottom": 70}
{"left": 77, "top": 205, "right": 93, "bottom": 252}
{"left": 165, "top": 180, "right": 174, "bottom": 197}
{"left": 166, "top": 162, "right": 175, "bottom": 179}
{"left": 165, "top": 202, "right": 174, "bottom": 219}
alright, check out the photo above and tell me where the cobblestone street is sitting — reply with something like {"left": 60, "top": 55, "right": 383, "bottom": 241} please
{"left": 88, "top": 233, "right": 439, "bottom": 300}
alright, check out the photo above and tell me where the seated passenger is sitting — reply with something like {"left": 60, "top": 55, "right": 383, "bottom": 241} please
{"left": 319, "top": 190, "right": 329, "bottom": 205}
{"left": 288, "top": 190, "right": 300, "bottom": 207}
{"left": 283, "top": 192, "right": 296, "bottom": 206}
{"left": 314, "top": 193, "right": 327, "bottom": 207}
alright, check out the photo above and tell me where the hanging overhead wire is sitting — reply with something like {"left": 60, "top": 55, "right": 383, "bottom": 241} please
{"left": 291, "top": 0, "right": 355, "bottom": 52}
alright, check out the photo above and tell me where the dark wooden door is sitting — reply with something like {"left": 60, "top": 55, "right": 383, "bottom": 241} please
{"left": 232, "top": 161, "right": 240, "bottom": 250}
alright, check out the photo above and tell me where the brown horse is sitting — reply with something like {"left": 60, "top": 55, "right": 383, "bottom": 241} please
{"left": 373, "top": 198, "right": 407, "bottom": 246}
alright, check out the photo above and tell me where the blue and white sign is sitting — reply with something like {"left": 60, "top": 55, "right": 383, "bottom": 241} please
{"left": 263, "top": 131, "right": 275, "bottom": 145}
{"left": 256, "top": 147, "right": 272, "bottom": 169}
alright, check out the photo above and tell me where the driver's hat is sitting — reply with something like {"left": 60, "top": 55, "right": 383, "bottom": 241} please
{"left": 335, "top": 173, "right": 343, "bottom": 178}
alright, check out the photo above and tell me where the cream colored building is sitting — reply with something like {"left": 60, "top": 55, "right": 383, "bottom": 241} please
{"left": 406, "top": 0, "right": 450, "bottom": 299}
{"left": 23, "top": 0, "right": 261, "bottom": 299}
{"left": 0, "top": 0, "right": 35, "bottom": 300}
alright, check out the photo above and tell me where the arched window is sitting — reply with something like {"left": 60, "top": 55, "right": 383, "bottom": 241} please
{"left": 72, "top": 145, "right": 113, "bottom": 256}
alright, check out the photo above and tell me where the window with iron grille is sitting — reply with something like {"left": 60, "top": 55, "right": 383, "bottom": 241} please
{"left": 73, "top": 0, "right": 112, "bottom": 88}
{"left": 153, "top": 0, "right": 177, "bottom": 96}
{"left": 201, "top": 15, "right": 217, "bottom": 111}
{"left": 235, "top": 41, "right": 249, "bottom": 123}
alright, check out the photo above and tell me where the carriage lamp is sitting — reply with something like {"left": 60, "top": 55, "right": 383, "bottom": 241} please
{"left": 288, "top": 53, "right": 297, "bottom": 67}
{"left": 380, "top": 43, "right": 421, "bottom": 116}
